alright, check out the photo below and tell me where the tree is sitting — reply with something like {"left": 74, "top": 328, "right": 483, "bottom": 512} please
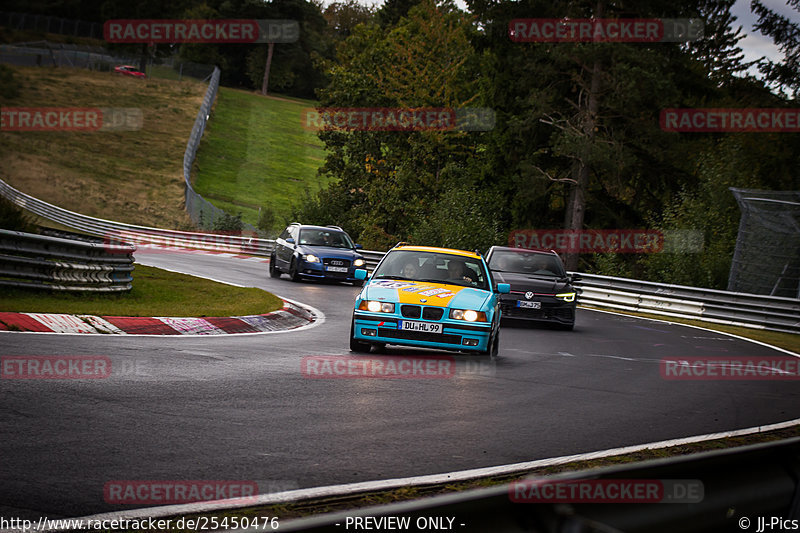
{"left": 298, "top": 0, "right": 494, "bottom": 249}
{"left": 690, "top": 0, "right": 756, "bottom": 84}
{"left": 323, "top": 0, "right": 376, "bottom": 39}
{"left": 377, "top": 0, "right": 423, "bottom": 28}
{"left": 751, "top": 0, "right": 800, "bottom": 97}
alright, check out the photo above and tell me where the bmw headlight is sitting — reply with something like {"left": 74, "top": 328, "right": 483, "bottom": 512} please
{"left": 358, "top": 300, "right": 395, "bottom": 313}
{"left": 449, "top": 309, "right": 487, "bottom": 322}
{"left": 555, "top": 292, "right": 576, "bottom": 302}
{"left": 354, "top": 258, "right": 365, "bottom": 267}
{"left": 304, "top": 254, "right": 320, "bottom": 263}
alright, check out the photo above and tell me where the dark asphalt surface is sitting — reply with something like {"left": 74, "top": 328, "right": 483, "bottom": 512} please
{"left": 1, "top": 249, "right": 798, "bottom": 519}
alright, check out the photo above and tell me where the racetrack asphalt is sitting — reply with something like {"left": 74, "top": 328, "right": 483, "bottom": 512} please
{"left": 1, "top": 248, "right": 798, "bottom": 520}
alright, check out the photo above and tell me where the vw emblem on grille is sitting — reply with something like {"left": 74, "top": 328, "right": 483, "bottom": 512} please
{"left": 525, "top": 291, "right": 534, "bottom": 299}
{"left": 331, "top": 260, "right": 343, "bottom": 266}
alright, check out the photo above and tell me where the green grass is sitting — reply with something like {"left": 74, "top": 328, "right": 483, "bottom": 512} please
{"left": 192, "top": 88, "right": 330, "bottom": 230}
{"left": 0, "top": 65, "right": 204, "bottom": 230}
{"left": 0, "top": 265, "right": 283, "bottom": 317}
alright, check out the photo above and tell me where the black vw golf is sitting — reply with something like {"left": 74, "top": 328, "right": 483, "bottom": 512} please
{"left": 485, "top": 246, "right": 580, "bottom": 330}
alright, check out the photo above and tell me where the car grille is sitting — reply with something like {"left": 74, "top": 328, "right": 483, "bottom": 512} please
{"left": 400, "top": 305, "right": 444, "bottom": 320}
{"left": 378, "top": 328, "right": 461, "bottom": 345}
{"left": 423, "top": 307, "right": 444, "bottom": 320}
{"left": 323, "top": 258, "right": 351, "bottom": 267}
{"left": 401, "top": 305, "right": 420, "bottom": 318}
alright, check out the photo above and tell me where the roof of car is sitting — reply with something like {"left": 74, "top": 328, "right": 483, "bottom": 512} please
{"left": 293, "top": 224, "right": 347, "bottom": 232}
{"left": 392, "top": 244, "right": 481, "bottom": 260}
{"left": 489, "top": 245, "right": 559, "bottom": 256}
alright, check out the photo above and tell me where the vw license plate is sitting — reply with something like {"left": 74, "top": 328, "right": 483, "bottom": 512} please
{"left": 398, "top": 321, "right": 442, "bottom": 334}
{"left": 517, "top": 300, "right": 541, "bottom": 309}
{"left": 326, "top": 266, "right": 349, "bottom": 273}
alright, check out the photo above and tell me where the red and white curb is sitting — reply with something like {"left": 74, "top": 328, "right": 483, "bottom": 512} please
{"left": 0, "top": 301, "right": 315, "bottom": 336}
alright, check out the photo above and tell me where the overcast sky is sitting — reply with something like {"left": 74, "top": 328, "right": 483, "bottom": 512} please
{"left": 731, "top": 0, "right": 796, "bottom": 74}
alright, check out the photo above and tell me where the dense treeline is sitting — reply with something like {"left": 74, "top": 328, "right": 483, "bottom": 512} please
{"left": 5, "top": 0, "right": 799, "bottom": 288}
{"left": 297, "top": 0, "right": 800, "bottom": 288}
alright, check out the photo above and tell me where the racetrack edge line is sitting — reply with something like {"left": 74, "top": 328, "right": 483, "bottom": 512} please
{"left": 578, "top": 306, "right": 799, "bottom": 357}
{"left": 24, "top": 417, "right": 800, "bottom": 531}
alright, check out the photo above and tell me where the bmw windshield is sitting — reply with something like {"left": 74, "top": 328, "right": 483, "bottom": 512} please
{"left": 373, "top": 250, "right": 490, "bottom": 290}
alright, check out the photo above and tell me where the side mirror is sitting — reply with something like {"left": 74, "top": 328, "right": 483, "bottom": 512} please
{"left": 570, "top": 273, "right": 582, "bottom": 282}
{"left": 286, "top": 238, "right": 295, "bottom": 245}
{"left": 355, "top": 269, "right": 368, "bottom": 281}
{"left": 354, "top": 243, "right": 363, "bottom": 249}
{"left": 496, "top": 283, "right": 511, "bottom": 294}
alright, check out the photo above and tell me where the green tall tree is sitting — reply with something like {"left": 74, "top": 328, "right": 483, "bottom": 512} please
{"left": 751, "top": 0, "right": 800, "bottom": 97}
{"left": 297, "top": 0, "right": 496, "bottom": 249}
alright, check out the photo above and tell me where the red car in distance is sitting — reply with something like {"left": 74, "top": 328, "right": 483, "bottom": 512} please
{"left": 114, "top": 65, "right": 146, "bottom": 78}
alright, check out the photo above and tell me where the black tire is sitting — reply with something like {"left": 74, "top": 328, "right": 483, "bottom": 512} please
{"left": 289, "top": 258, "right": 301, "bottom": 282}
{"left": 489, "top": 330, "right": 500, "bottom": 357}
{"left": 479, "top": 329, "right": 500, "bottom": 357}
{"left": 269, "top": 254, "right": 281, "bottom": 278}
{"left": 349, "top": 319, "right": 371, "bottom": 353}
{"left": 557, "top": 322, "right": 575, "bottom": 331}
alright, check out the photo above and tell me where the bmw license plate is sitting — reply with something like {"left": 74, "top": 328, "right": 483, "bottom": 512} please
{"left": 398, "top": 321, "right": 442, "bottom": 334}
{"left": 326, "top": 266, "right": 349, "bottom": 273}
{"left": 517, "top": 300, "right": 541, "bottom": 309}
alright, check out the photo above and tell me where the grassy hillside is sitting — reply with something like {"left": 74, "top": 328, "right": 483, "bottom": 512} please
{"left": 191, "top": 88, "right": 330, "bottom": 231}
{"left": 0, "top": 65, "right": 203, "bottom": 229}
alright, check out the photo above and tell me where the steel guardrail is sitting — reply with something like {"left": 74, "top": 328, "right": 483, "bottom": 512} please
{"left": 0, "top": 178, "right": 276, "bottom": 256}
{"left": 574, "top": 272, "right": 800, "bottom": 334}
{"left": 0, "top": 178, "right": 796, "bottom": 333}
{"left": 0, "top": 228, "right": 134, "bottom": 292}
{"left": 0, "top": 179, "right": 797, "bottom": 333}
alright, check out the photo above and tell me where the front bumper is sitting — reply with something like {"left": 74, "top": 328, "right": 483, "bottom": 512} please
{"left": 352, "top": 312, "right": 493, "bottom": 352}
{"left": 298, "top": 260, "right": 361, "bottom": 281}
{"left": 499, "top": 295, "right": 575, "bottom": 324}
